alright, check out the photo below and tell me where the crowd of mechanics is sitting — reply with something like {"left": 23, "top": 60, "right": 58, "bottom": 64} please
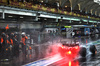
{"left": 0, "top": 31, "right": 28, "bottom": 60}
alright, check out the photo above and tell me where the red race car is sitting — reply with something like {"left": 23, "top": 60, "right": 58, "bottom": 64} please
{"left": 59, "top": 39, "right": 97, "bottom": 58}
{"left": 59, "top": 43, "right": 80, "bottom": 58}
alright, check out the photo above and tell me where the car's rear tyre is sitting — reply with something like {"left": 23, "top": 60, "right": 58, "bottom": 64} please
{"left": 90, "top": 45, "right": 97, "bottom": 55}
{"left": 79, "top": 47, "right": 86, "bottom": 57}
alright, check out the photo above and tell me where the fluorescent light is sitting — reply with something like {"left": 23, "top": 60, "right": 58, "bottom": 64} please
{"left": 89, "top": 20, "right": 97, "bottom": 23}
{"left": 63, "top": 17, "right": 80, "bottom": 21}
{"left": 94, "top": 0, "right": 98, "bottom": 2}
{"left": 41, "top": 1, "right": 43, "bottom": 2}
{"left": 40, "top": 14, "right": 60, "bottom": 19}
{"left": 83, "top": 19, "right": 88, "bottom": 22}
{"left": 63, "top": 17, "right": 71, "bottom": 20}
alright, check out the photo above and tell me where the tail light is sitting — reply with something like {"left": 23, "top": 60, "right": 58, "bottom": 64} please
{"left": 67, "top": 51, "right": 71, "bottom": 54}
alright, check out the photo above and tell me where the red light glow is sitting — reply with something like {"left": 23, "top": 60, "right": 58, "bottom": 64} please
{"left": 60, "top": 60, "right": 79, "bottom": 66}
{"left": 62, "top": 46, "right": 64, "bottom": 48}
{"left": 86, "top": 39, "right": 88, "bottom": 43}
{"left": 69, "top": 61, "right": 71, "bottom": 66}
{"left": 67, "top": 51, "right": 71, "bottom": 54}
{"left": 75, "top": 46, "right": 79, "bottom": 49}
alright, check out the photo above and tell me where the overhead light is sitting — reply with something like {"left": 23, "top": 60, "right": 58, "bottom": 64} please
{"left": 40, "top": 14, "right": 61, "bottom": 19}
{"left": 20, "top": 16, "right": 23, "bottom": 18}
{"left": 83, "top": 19, "right": 88, "bottom": 22}
{"left": 41, "top": 1, "right": 43, "bottom": 3}
{"left": 94, "top": 0, "right": 100, "bottom": 5}
{"left": 65, "top": 6, "right": 67, "bottom": 8}
{"left": 8, "top": 16, "right": 13, "bottom": 17}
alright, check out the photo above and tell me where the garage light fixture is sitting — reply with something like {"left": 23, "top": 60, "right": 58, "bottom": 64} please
{"left": 83, "top": 19, "right": 88, "bottom": 22}
{"left": 41, "top": 1, "right": 43, "bottom": 3}
{"left": 39, "top": 14, "right": 61, "bottom": 19}
{"left": 89, "top": 20, "right": 97, "bottom": 23}
{"left": 63, "top": 17, "right": 80, "bottom": 21}
{"left": 39, "top": 14, "right": 97, "bottom": 23}
{"left": 65, "top": 6, "right": 67, "bottom": 8}
{"left": 94, "top": 0, "right": 100, "bottom": 5}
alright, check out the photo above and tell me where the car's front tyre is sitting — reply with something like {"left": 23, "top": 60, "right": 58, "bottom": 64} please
{"left": 90, "top": 45, "right": 97, "bottom": 55}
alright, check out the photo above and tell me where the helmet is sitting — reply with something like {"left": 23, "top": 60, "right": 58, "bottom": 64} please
{"left": 22, "top": 32, "right": 25, "bottom": 35}
{"left": 1, "top": 32, "right": 6, "bottom": 37}
{"left": 14, "top": 32, "right": 18, "bottom": 35}
{"left": 14, "top": 32, "right": 18, "bottom": 36}
{"left": 10, "top": 33, "right": 14, "bottom": 38}
{"left": 21, "top": 32, "right": 26, "bottom": 37}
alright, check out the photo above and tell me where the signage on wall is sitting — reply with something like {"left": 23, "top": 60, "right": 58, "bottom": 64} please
{"left": 64, "top": 26, "right": 72, "bottom": 28}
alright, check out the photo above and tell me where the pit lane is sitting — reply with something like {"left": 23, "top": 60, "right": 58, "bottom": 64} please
{"left": 24, "top": 34, "right": 100, "bottom": 66}
{"left": 0, "top": 34, "right": 100, "bottom": 66}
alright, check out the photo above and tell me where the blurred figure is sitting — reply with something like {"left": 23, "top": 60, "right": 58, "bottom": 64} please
{"left": 0, "top": 32, "right": 7, "bottom": 59}
{"left": 0, "top": 35, "right": 2, "bottom": 53}
{"left": 20, "top": 32, "right": 28, "bottom": 55}
{"left": 9, "top": 32, "right": 19, "bottom": 57}
{"left": 1, "top": 32, "right": 7, "bottom": 46}
{"left": 14, "top": 32, "right": 20, "bottom": 57}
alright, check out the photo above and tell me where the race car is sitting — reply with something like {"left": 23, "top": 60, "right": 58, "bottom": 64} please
{"left": 58, "top": 39, "right": 97, "bottom": 58}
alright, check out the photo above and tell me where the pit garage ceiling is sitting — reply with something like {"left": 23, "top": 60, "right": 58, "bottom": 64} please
{"left": 38, "top": 0, "right": 100, "bottom": 16}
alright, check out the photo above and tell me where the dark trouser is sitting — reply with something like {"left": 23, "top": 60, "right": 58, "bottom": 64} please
{"left": 22, "top": 44, "right": 26, "bottom": 55}
{"left": 13, "top": 44, "right": 19, "bottom": 57}
{"left": 0, "top": 44, "right": 2, "bottom": 53}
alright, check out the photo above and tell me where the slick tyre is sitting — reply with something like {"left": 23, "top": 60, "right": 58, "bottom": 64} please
{"left": 90, "top": 45, "right": 97, "bottom": 55}
{"left": 79, "top": 47, "right": 86, "bottom": 57}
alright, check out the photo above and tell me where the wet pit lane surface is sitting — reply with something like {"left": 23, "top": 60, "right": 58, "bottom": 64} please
{"left": 0, "top": 34, "right": 100, "bottom": 66}
{"left": 48, "top": 34, "right": 100, "bottom": 66}
{"left": 48, "top": 47, "right": 100, "bottom": 66}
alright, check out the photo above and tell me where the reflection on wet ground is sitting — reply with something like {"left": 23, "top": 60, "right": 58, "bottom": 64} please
{"left": 0, "top": 34, "right": 100, "bottom": 66}
{"left": 48, "top": 47, "right": 100, "bottom": 66}
{"left": 0, "top": 51, "right": 36, "bottom": 66}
